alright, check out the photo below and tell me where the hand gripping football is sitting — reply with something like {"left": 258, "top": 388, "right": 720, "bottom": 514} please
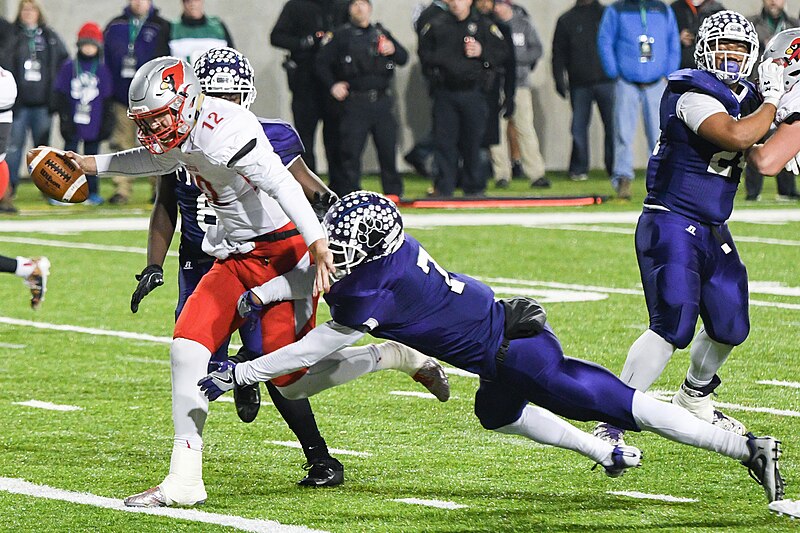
{"left": 26, "top": 147, "right": 88, "bottom": 203}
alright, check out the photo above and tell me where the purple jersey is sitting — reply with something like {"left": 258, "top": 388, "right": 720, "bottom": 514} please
{"left": 53, "top": 58, "right": 113, "bottom": 142}
{"left": 644, "top": 69, "right": 761, "bottom": 225}
{"left": 175, "top": 118, "right": 305, "bottom": 249}
{"left": 324, "top": 235, "right": 506, "bottom": 376}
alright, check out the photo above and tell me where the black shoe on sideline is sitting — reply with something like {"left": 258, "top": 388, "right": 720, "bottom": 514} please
{"left": 298, "top": 457, "right": 344, "bottom": 487}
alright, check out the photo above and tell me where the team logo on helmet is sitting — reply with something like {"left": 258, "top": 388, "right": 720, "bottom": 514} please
{"left": 159, "top": 62, "right": 186, "bottom": 95}
{"left": 786, "top": 37, "right": 800, "bottom": 64}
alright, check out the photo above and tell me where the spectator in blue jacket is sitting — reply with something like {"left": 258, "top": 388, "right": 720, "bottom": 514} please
{"left": 598, "top": 0, "right": 680, "bottom": 199}
{"left": 103, "top": 0, "right": 170, "bottom": 205}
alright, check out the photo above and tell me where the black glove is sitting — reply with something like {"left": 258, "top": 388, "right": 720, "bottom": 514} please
{"left": 311, "top": 191, "right": 338, "bottom": 221}
{"left": 502, "top": 97, "right": 515, "bottom": 119}
{"left": 130, "top": 264, "right": 164, "bottom": 313}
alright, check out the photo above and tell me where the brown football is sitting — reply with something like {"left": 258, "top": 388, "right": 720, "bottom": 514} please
{"left": 26, "top": 147, "right": 88, "bottom": 203}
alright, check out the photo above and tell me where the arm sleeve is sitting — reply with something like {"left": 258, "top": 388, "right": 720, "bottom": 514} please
{"left": 234, "top": 321, "right": 366, "bottom": 385}
{"left": 270, "top": 4, "right": 303, "bottom": 52}
{"left": 95, "top": 147, "right": 182, "bottom": 177}
{"left": 250, "top": 252, "right": 316, "bottom": 304}
{"left": 314, "top": 34, "right": 338, "bottom": 90}
{"left": 676, "top": 91, "right": 728, "bottom": 134}
{"left": 388, "top": 30, "right": 409, "bottom": 66}
{"left": 527, "top": 21, "right": 543, "bottom": 68}
{"left": 551, "top": 19, "right": 568, "bottom": 92}
{"left": 597, "top": 7, "right": 618, "bottom": 79}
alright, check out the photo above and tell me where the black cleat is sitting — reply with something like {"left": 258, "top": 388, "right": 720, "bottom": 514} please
{"left": 298, "top": 457, "right": 344, "bottom": 487}
{"left": 233, "top": 381, "right": 260, "bottom": 423}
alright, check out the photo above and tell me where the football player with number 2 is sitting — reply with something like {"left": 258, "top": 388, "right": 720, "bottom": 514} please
{"left": 199, "top": 190, "right": 785, "bottom": 507}
{"left": 127, "top": 47, "right": 347, "bottom": 490}
{"left": 63, "top": 55, "right": 340, "bottom": 507}
{"left": 593, "top": 11, "right": 786, "bottom": 446}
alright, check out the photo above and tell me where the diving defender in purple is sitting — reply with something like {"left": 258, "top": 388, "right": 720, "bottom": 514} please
{"left": 595, "top": 10, "right": 786, "bottom": 445}
{"left": 203, "top": 192, "right": 785, "bottom": 501}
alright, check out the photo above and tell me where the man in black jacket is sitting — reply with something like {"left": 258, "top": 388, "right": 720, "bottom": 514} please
{"left": 418, "top": 0, "right": 508, "bottom": 197}
{"left": 271, "top": 0, "right": 348, "bottom": 183}
{"left": 671, "top": 0, "right": 725, "bottom": 70}
{"left": 315, "top": 0, "right": 408, "bottom": 197}
{"left": 551, "top": 0, "right": 614, "bottom": 182}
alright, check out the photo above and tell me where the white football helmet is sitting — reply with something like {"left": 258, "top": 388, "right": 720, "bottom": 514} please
{"left": 694, "top": 10, "right": 759, "bottom": 84}
{"left": 762, "top": 28, "right": 800, "bottom": 92}
{"left": 128, "top": 57, "right": 203, "bottom": 154}
{"left": 193, "top": 47, "right": 257, "bottom": 109}
{"left": 323, "top": 191, "right": 404, "bottom": 280}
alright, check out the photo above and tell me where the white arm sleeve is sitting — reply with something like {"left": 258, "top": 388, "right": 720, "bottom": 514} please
{"left": 0, "top": 68, "right": 17, "bottom": 120}
{"left": 234, "top": 145, "right": 326, "bottom": 246}
{"left": 234, "top": 321, "right": 366, "bottom": 385}
{"left": 250, "top": 252, "right": 315, "bottom": 304}
{"left": 676, "top": 91, "right": 729, "bottom": 134}
{"left": 776, "top": 83, "right": 800, "bottom": 125}
{"left": 95, "top": 147, "right": 182, "bottom": 177}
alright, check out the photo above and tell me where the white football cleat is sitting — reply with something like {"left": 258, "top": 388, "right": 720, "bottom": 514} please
{"left": 124, "top": 481, "right": 207, "bottom": 508}
{"left": 412, "top": 358, "right": 450, "bottom": 402}
{"left": 742, "top": 434, "right": 784, "bottom": 503}
{"left": 672, "top": 379, "right": 747, "bottom": 435}
{"left": 592, "top": 422, "right": 626, "bottom": 446}
{"left": 599, "top": 445, "right": 642, "bottom": 478}
{"left": 769, "top": 499, "right": 800, "bottom": 519}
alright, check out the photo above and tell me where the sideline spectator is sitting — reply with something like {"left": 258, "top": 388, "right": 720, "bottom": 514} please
{"left": 270, "top": 0, "right": 348, "bottom": 185}
{"left": 315, "top": 0, "right": 408, "bottom": 197}
{"left": 672, "top": 0, "right": 725, "bottom": 69}
{"left": 104, "top": 0, "right": 170, "bottom": 205}
{"left": 418, "top": 0, "right": 508, "bottom": 197}
{"left": 169, "top": 0, "right": 234, "bottom": 66}
{"left": 553, "top": 0, "right": 614, "bottom": 182}
{"left": 53, "top": 22, "right": 114, "bottom": 206}
{"left": 598, "top": 0, "right": 680, "bottom": 199}
{"left": 488, "top": 0, "right": 548, "bottom": 189}
{"left": 745, "top": 0, "right": 799, "bottom": 201}
{"left": 2, "top": 0, "right": 67, "bottom": 213}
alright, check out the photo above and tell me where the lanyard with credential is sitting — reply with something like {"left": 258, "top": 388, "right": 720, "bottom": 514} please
{"left": 639, "top": 1, "right": 648, "bottom": 35}
{"left": 128, "top": 18, "right": 144, "bottom": 55}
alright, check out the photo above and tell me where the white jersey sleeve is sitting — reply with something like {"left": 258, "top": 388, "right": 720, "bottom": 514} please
{"left": 200, "top": 105, "right": 325, "bottom": 246}
{"left": 0, "top": 67, "right": 17, "bottom": 123}
{"left": 250, "top": 252, "right": 315, "bottom": 304}
{"left": 95, "top": 147, "right": 182, "bottom": 177}
{"left": 234, "top": 321, "right": 365, "bottom": 385}
{"left": 776, "top": 83, "right": 800, "bottom": 125}
{"left": 676, "top": 91, "right": 728, "bottom": 134}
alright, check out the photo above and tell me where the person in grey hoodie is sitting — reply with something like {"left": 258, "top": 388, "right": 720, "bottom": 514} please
{"left": 488, "top": 0, "right": 546, "bottom": 188}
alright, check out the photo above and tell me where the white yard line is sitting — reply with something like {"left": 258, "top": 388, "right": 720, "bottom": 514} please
{"left": 0, "top": 477, "right": 324, "bottom": 533}
{"left": 12, "top": 400, "right": 82, "bottom": 412}
{"left": 390, "top": 498, "right": 467, "bottom": 510}
{"left": 0, "top": 317, "right": 173, "bottom": 344}
{"left": 758, "top": 380, "right": 800, "bottom": 389}
{"left": 265, "top": 441, "right": 371, "bottom": 458}
{"left": 607, "top": 491, "right": 698, "bottom": 503}
{"left": 1, "top": 236, "right": 178, "bottom": 256}
{"left": 648, "top": 389, "right": 800, "bottom": 417}
{"left": 3, "top": 209, "right": 800, "bottom": 234}
{"left": 0, "top": 342, "right": 26, "bottom": 349}
{"left": 389, "top": 391, "right": 439, "bottom": 400}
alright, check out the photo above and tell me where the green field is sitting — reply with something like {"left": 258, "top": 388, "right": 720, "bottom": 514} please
{"left": 0, "top": 175, "right": 798, "bottom": 532}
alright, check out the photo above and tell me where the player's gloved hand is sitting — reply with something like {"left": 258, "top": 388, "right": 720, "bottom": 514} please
{"left": 130, "top": 264, "right": 164, "bottom": 313}
{"left": 785, "top": 151, "right": 800, "bottom": 175}
{"left": 198, "top": 360, "right": 237, "bottom": 401}
{"left": 311, "top": 191, "right": 338, "bottom": 221}
{"left": 236, "top": 290, "right": 264, "bottom": 330}
{"left": 758, "top": 59, "right": 786, "bottom": 107}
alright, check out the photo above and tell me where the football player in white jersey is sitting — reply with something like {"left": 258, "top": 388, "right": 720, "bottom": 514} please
{"left": 65, "top": 57, "right": 338, "bottom": 507}
{"left": 0, "top": 66, "right": 50, "bottom": 308}
{"left": 748, "top": 28, "right": 800, "bottom": 180}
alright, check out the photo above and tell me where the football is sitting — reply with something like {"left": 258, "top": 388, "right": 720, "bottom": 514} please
{"left": 26, "top": 147, "right": 88, "bottom": 203}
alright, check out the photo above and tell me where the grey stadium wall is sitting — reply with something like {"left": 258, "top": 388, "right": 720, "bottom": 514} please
{"left": 2, "top": 0, "right": 762, "bottom": 174}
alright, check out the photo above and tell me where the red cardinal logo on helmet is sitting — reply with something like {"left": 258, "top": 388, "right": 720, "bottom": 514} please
{"left": 785, "top": 37, "right": 800, "bottom": 64}
{"left": 159, "top": 62, "right": 185, "bottom": 94}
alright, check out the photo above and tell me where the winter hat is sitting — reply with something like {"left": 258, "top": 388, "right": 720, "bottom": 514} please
{"left": 77, "top": 22, "right": 103, "bottom": 48}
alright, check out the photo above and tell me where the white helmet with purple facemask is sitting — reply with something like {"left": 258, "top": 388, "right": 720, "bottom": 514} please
{"left": 694, "top": 10, "right": 759, "bottom": 85}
